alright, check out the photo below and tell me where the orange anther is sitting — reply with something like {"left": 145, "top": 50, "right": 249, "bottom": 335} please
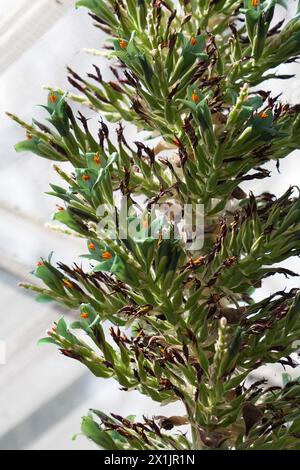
{"left": 259, "top": 111, "right": 269, "bottom": 119}
{"left": 119, "top": 39, "right": 127, "bottom": 49}
{"left": 63, "top": 279, "right": 74, "bottom": 289}
{"left": 192, "top": 92, "right": 199, "bottom": 104}
{"left": 93, "top": 153, "right": 101, "bottom": 165}
{"left": 49, "top": 93, "right": 57, "bottom": 104}
{"left": 102, "top": 251, "right": 113, "bottom": 260}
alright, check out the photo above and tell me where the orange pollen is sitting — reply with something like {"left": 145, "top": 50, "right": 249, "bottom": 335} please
{"left": 191, "top": 256, "right": 206, "bottom": 267}
{"left": 88, "top": 242, "right": 96, "bottom": 251}
{"left": 80, "top": 313, "right": 89, "bottom": 319}
{"left": 119, "top": 39, "right": 127, "bottom": 49}
{"left": 259, "top": 111, "right": 269, "bottom": 119}
{"left": 49, "top": 93, "right": 57, "bottom": 103}
{"left": 191, "top": 37, "right": 197, "bottom": 46}
{"left": 192, "top": 92, "right": 199, "bottom": 104}
{"left": 63, "top": 279, "right": 74, "bottom": 289}
{"left": 251, "top": 0, "right": 259, "bottom": 6}
{"left": 82, "top": 174, "right": 91, "bottom": 181}
{"left": 52, "top": 325, "right": 57, "bottom": 332}
{"left": 93, "top": 153, "right": 101, "bottom": 165}
{"left": 57, "top": 205, "right": 65, "bottom": 212}
{"left": 172, "top": 137, "right": 180, "bottom": 146}
{"left": 102, "top": 251, "right": 113, "bottom": 260}
{"left": 26, "top": 132, "right": 33, "bottom": 140}
{"left": 37, "top": 261, "right": 44, "bottom": 267}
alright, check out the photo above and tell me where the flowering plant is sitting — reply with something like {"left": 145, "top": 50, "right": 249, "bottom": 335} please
{"left": 9, "top": 0, "right": 300, "bottom": 450}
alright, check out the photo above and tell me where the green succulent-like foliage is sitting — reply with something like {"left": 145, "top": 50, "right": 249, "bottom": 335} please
{"left": 9, "top": 0, "right": 300, "bottom": 450}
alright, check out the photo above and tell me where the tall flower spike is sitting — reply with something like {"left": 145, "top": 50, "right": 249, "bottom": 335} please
{"left": 10, "top": 0, "right": 300, "bottom": 451}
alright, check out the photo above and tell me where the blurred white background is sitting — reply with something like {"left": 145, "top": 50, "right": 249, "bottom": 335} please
{"left": 0, "top": 0, "right": 299, "bottom": 450}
